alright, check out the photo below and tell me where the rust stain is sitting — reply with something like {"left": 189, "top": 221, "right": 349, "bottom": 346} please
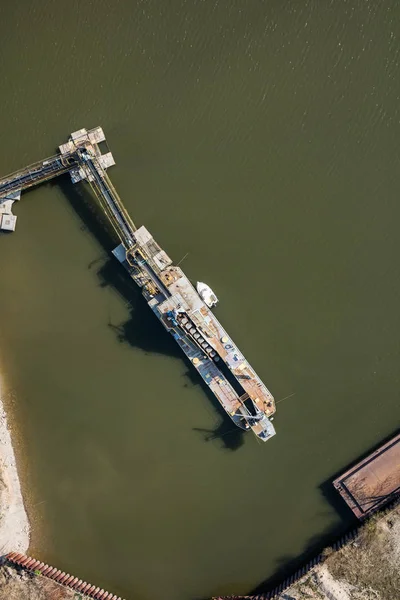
{"left": 5, "top": 553, "right": 125, "bottom": 600}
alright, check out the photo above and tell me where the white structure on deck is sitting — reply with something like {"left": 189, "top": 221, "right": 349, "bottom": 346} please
{"left": 0, "top": 190, "right": 20, "bottom": 231}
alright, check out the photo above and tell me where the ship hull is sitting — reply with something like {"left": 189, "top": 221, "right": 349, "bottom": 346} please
{"left": 112, "top": 231, "right": 276, "bottom": 443}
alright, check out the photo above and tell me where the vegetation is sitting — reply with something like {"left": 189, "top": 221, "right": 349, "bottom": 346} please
{"left": 276, "top": 503, "right": 400, "bottom": 600}
{"left": 325, "top": 509, "right": 400, "bottom": 599}
{"left": 0, "top": 565, "right": 79, "bottom": 600}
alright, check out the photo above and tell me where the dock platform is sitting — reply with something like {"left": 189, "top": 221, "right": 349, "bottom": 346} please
{"left": 0, "top": 126, "right": 116, "bottom": 231}
{"left": 333, "top": 432, "right": 400, "bottom": 519}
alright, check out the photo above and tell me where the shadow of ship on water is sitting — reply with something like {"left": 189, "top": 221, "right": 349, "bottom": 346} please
{"left": 57, "top": 176, "right": 245, "bottom": 451}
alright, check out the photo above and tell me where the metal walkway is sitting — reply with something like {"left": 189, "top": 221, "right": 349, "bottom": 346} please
{"left": 0, "top": 127, "right": 134, "bottom": 247}
{"left": 78, "top": 150, "right": 136, "bottom": 247}
{"left": 0, "top": 152, "right": 79, "bottom": 197}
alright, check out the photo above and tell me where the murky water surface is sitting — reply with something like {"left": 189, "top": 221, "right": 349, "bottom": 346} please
{"left": 1, "top": 2, "right": 400, "bottom": 598}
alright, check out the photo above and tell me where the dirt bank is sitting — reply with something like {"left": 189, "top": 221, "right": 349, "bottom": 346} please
{"left": 0, "top": 375, "right": 30, "bottom": 554}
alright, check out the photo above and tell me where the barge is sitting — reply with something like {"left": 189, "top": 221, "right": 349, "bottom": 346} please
{"left": 113, "top": 227, "right": 276, "bottom": 442}
{"left": 333, "top": 432, "right": 400, "bottom": 519}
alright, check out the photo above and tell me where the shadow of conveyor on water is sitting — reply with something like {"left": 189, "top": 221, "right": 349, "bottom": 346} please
{"left": 57, "top": 176, "right": 245, "bottom": 451}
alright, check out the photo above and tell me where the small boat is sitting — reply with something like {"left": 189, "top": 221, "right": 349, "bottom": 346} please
{"left": 196, "top": 281, "right": 218, "bottom": 308}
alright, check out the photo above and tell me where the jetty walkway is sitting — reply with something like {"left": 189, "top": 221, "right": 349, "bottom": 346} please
{"left": 0, "top": 126, "right": 132, "bottom": 244}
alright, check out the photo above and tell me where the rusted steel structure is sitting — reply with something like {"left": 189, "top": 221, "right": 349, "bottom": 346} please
{"left": 333, "top": 431, "right": 400, "bottom": 519}
{"left": 6, "top": 552, "right": 124, "bottom": 599}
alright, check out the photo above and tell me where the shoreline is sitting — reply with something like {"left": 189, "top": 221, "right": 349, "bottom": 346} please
{"left": 0, "top": 373, "right": 30, "bottom": 554}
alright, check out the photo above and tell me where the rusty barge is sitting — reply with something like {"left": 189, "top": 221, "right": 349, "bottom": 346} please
{"left": 333, "top": 431, "right": 400, "bottom": 519}
{"left": 0, "top": 127, "right": 276, "bottom": 442}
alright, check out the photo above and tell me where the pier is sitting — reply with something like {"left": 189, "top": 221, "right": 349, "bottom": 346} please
{"left": 0, "top": 128, "right": 102, "bottom": 229}
{"left": 0, "top": 127, "right": 276, "bottom": 441}
{"left": 0, "top": 127, "right": 130, "bottom": 239}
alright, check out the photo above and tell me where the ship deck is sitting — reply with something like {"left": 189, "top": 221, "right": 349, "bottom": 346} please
{"left": 333, "top": 432, "right": 400, "bottom": 519}
{"left": 159, "top": 267, "right": 275, "bottom": 417}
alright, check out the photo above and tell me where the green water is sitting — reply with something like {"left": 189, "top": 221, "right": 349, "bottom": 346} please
{"left": 1, "top": 1, "right": 400, "bottom": 599}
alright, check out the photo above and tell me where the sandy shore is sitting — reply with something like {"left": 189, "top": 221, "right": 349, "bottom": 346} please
{"left": 0, "top": 375, "right": 30, "bottom": 554}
